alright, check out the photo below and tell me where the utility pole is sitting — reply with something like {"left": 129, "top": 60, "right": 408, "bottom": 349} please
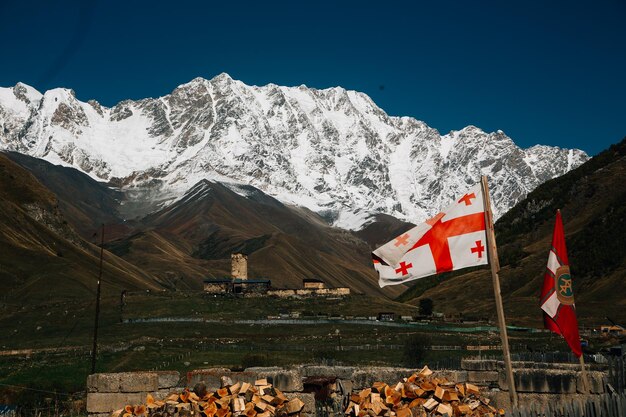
{"left": 91, "top": 224, "right": 104, "bottom": 374}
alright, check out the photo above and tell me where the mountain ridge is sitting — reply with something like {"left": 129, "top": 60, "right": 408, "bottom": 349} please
{"left": 0, "top": 74, "right": 587, "bottom": 229}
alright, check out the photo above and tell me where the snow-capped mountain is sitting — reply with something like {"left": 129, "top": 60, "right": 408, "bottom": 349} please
{"left": 0, "top": 74, "right": 588, "bottom": 229}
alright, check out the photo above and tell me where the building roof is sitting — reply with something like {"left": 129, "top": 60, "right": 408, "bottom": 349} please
{"left": 204, "top": 278, "right": 271, "bottom": 284}
{"left": 234, "top": 279, "right": 271, "bottom": 284}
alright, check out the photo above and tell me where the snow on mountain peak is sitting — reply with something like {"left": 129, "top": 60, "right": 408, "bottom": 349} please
{"left": 0, "top": 75, "right": 589, "bottom": 229}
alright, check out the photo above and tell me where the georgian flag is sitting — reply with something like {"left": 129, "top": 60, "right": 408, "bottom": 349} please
{"left": 540, "top": 210, "right": 582, "bottom": 357}
{"left": 373, "top": 183, "right": 488, "bottom": 287}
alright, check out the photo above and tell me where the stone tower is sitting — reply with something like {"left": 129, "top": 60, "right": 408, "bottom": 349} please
{"left": 231, "top": 253, "right": 248, "bottom": 280}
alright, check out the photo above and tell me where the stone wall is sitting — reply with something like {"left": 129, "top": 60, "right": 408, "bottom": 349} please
{"left": 267, "top": 289, "right": 297, "bottom": 297}
{"left": 459, "top": 359, "right": 608, "bottom": 409}
{"left": 266, "top": 288, "right": 350, "bottom": 298}
{"left": 203, "top": 282, "right": 230, "bottom": 294}
{"left": 87, "top": 371, "right": 180, "bottom": 417}
{"left": 236, "top": 281, "right": 270, "bottom": 294}
{"left": 87, "top": 363, "right": 608, "bottom": 417}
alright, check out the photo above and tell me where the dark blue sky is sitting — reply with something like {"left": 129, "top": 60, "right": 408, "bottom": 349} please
{"left": 1, "top": 0, "right": 624, "bottom": 155}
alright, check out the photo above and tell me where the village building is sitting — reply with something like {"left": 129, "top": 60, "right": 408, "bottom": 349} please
{"left": 203, "top": 277, "right": 271, "bottom": 295}
{"left": 203, "top": 253, "right": 350, "bottom": 297}
{"left": 377, "top": 312, "right": 396, "bottom": 321}
{"left": 203, "top": 253, "right": 270, "bottom": 295}
{"left": 600, "top": 324, "right": 626, "bottom": 337}
{"left": 303, "top": 278, "right": 325, "bottom": 290}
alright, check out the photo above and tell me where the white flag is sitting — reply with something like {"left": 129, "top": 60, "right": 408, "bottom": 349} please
{"left": 373, "top": 183, "right": 488, "bottom": 287}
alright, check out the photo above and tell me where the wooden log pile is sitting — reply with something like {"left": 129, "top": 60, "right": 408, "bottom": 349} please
{"left": 344, "top": 367, "right": 504, "bottom": 417}
{"left": 112, "top": 379, "right": 305, "bottom": 417}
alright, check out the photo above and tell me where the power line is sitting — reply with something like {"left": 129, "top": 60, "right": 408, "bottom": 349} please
{"left": 0, "top": 383, "right": 74, "bottom": 397}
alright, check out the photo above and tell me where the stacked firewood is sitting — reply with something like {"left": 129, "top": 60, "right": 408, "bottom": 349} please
{"left": 113, "top": 379, "right": 305, "bottom": 417}
{"left": 343, "top": 367, "right": 504, "bottom": 417}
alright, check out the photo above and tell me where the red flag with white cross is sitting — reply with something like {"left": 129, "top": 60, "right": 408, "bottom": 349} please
{"left": 372, "top": 183, "right": 488, "bottom": 287}
{"left": 540, "top": 210, "right": 582, "bottom": 357}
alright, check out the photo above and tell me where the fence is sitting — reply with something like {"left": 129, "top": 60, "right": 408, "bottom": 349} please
{"left": 0, "top": 406, "right": 16, "bottom": 417}
{"left": 472, "top": 352, "right": 609, "bottom": 365}
{"left": 608, "top": 355, "right": 625, "bottom": 392}
{"left": 506, "top": 392, "right": 626, "bottom": 417}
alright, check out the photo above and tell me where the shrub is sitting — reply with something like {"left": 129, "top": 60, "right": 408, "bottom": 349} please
{"left": 241, "top": 353, "right": 269, "bottom": 368}
{"left": 402, "top": 334, "right": 430, "bottom": 368}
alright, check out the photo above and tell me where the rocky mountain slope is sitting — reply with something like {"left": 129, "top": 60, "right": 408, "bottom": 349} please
{"left": 111, "top": 179, "right": 397, "bottom": 296}
{"left": 4, "top": 151, "right": 126, "bottom": 239}
{"left": 3, "top": 153, "right": 401, "bottom": 297}
{"left": 399, "top": 137, "right": 626, "bottom": 326}
{"left": 0, "top": 75, "right": 587, "bottom": 229}
{"left": 0, "top": 153, "right": 163, "bottom": 304}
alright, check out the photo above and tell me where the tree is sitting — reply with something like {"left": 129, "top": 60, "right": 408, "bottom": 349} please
{"left": 419, "top": 298, "right": 434, "bottom": 316}
{"left": 402, "top": 334, "right": 430, "bottom": 367}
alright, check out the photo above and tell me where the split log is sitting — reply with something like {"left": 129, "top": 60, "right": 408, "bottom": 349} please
{"left": 434, "top": 386, "right": 445, "bottom": 401}
{"left": 465, "top": 384, "right": 480, "bottom": 396}
{"left": 229, "top": 382, "right": 241, "bottom": 396}
{"left": 455, "top": 384, "right": 465, "bottom": 398}
{"left": 384, "top": 386, "right": 401, "bottom": 406}
{"left": 204, "top": 402, "right": 217, "bottom": 416}
{"left": 418, "top": 381, "right": 435, "bottom": 392}
{"left": 456, "top": 404, "right": 471, "bottom": 415}
{"left": 261, "top": 395, "right": 275, "bottom": 404}
{"left": 467, "top": 400, "right": 480, "bottom": 411}
{"left": 274, "top": 389, "right": 287, "bottom": 404}
{"left": 407, "top": 399, "right": 424, "bottom": 409}
{"left": 216, "top": 388, "right": 230, "bottom": 398}
{"left": 360, "top": 388, "right": 372, "bottom": 400}
{"left": 417, "top": 366, "right": 432, "bottom": 378}
{"left": 442, "top": 390, "right": 459, "bottom": 402}
{"left": 215, "top": 409, "right": 229, "bottom": 417}
{"left": 422, "top": 399, "right": 438, "bottom": 412}
{"left": 231, "top": 398, "right": 245, "bottom": 412}
{"left": 372, "top": 382, "right": 387, "bottom": 393}
{"left": 284, "top": 398, "right": 304, "bottom": 415}
{"left": 435, "top": 403, "right": 452, "bottom": 416}
{"left": 370, "top": 400, "right": 384, "bottom": 416}
{"left": 395, "top": 408, "right": 411, "bottom": 417}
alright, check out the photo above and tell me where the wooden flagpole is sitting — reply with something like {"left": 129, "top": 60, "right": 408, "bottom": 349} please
{"left": 579, "top": 354, "right": 590, "bottom": 393}
{"left": 481, "top": 176, "right": 518, "bottom": 407}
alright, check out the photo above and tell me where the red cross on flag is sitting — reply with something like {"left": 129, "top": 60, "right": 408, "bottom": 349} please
{"left": 540, "top": 210, "right": 582, "bottom": 357}
{"left": 373, "top": 183, "right": 488, "bottom": 287}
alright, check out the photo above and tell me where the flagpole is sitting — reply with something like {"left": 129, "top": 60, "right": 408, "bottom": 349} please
{"left": 579, "top": 354, "right": 590, "bottom": 393}
{"left": 481, "top": 176, "right": 518, "bottom": 408}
